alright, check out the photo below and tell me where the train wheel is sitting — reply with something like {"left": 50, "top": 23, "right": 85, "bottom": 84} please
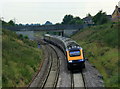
{"left": 67, "top": 64, "right": 71, "bottom": 70}
{"left": 82, "top": 63, "right": 85, "bottom": 68}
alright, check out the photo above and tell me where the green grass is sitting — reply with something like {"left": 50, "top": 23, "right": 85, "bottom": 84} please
{"left": 2, "top": 29, "right": 43, "bottom": 87}
{"left": 72, "top": 22, "right": 119, "bottom": 87}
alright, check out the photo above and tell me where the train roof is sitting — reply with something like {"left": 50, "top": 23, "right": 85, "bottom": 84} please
{"left": 44, "top": 34, "right": 80, "bottom": 48}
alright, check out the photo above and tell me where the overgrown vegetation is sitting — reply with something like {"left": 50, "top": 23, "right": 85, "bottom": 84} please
{"left": 1, "top": 20, "right": 16, "bottom": 26}
{"left": 2, "top": 29, "right": 43, "bottom": 87}
{"left": 92, "top": 10, "right": 110, "bottom": 25}
{"left": 72, "top": 22, "right": 119, "bottom": 87}
{"left": 61, "top": 14, "right": 83, "bottom": 25}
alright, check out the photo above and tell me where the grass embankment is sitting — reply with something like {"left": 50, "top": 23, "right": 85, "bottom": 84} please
{"left": 72, "top": 23, "right": 119, "bottom": 87}
{"left": 2, "top": 29, "right": 43, "bottom": 87}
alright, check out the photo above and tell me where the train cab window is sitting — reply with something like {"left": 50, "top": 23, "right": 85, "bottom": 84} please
{"left": 69, "top": 50, "right": 81, "bottom": 57}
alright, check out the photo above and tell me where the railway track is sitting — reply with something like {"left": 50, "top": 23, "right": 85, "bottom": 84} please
{"left": 41, "top": 44, "right": 60, "bottom": 88}
{"left": 71, "top": 72, "right": 85, "bottom": 89}
{"left": 53, "top": 45, "right": 86, "bottom": 89}
{"left": 29, "top": 40, "right": 85, "bottom": 89}
{"left": 30, "top": 38, "right": 104, "bottom": 88}
{"left": 29, "top": 43, "right": 60, "bottom": 89}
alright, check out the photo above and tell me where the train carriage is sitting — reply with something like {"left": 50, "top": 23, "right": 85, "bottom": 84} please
{"left": 44, "top": 34, "right": 85, "bottom": 70}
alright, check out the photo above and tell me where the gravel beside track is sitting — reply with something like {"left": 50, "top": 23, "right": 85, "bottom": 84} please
{"left": 82, "top": 61, "right": 104, "bottom": 88}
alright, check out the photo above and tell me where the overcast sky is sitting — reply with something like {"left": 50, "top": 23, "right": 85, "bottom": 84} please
{"left": 0, "top": 0, "right": 119, "bottom": 24}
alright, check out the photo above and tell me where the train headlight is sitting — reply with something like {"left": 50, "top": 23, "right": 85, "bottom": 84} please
{"left": 72, "top": 46, "right": 76, "bottom": 48}
{"left": 68, "top": 60, "right": 72, "bottom": 63}
{"left": 68, "top": 47, "right": 71, "bottom": 50}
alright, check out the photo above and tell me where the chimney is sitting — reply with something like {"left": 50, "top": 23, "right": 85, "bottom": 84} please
{"left": 116, "top": 5, "right": 118, "bottom": 9}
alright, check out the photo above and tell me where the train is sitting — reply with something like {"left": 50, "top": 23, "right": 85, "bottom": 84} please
{"left": 43, "top": 34, "right": 85, "bottom": 70}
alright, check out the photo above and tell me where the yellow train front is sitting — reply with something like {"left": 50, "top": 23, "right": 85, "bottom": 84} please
{"left": 66, "top": 44, "right": 85, "bottom": 70}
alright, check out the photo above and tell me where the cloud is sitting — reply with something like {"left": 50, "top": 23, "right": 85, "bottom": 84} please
{"left": 1, "top": 0, "right": 119, "bottom": 24}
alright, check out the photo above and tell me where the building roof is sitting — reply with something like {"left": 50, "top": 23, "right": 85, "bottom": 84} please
{"left": 83, "top": 16, "right": 92, "bottom": 21}
{"left": 112, "top": 5, "right": 120, "bottom": 15}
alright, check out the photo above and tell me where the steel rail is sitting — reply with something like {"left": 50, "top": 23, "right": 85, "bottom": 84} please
{"left": 28, "top": 43, "right": 60, "bottom": 89}
{"left": 41, "top": 44, "right": 60, "bottom": 89}
{"left": 71, "top": 70, "right": 86, "bottom": 89}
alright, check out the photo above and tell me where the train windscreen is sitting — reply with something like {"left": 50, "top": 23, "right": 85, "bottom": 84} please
{"left": 69, "top": 50, "right": 81, "bottom": 57}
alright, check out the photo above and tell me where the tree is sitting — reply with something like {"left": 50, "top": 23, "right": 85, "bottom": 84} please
{"left": 24, "top": 35, "right": 28, "bottom": 39}
{"left": 55, "top": 23, "right": 61, "bottom": 25}
{"left": 62, "top": 15, "right": 83, "bottom": 25}
{"left": 86, "top": 13, "right": 92, "bottom": 17}
{"left": 18, "top": 34, "right": 23, "bottom": 40}
{"left": 62, "top": 15, "right": 73, "bottom": 24}
{"left": 8, "top": 20, "right": 15, "bottom": 26}
{"left": 74, "top": 17, "right": 83, "bottom": 24}
{"left": 18, "top": 23, "right": 23, "bottom": 26}
{"left": 1, "top": 20, "right": 8, "bottom": 26}
{"left": 68, "top": 17, "right": 83, "bottom": 24}
{"left": 92, "top": 10, "right": 109, "bottom": 25}
{"left": 45, "top": 21, "right": 52, "bottom": 25}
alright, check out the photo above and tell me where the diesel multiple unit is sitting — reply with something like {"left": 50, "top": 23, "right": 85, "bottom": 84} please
{"left": 44, "top": 34, "right": 85, "bottom": 70}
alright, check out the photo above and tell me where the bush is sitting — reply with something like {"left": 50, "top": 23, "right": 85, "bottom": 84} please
{"left": 93, "top": 10, "right": 110, "bottom": 25}
{"left": 2, "top": 29, "right": 43, "bottom": 87}
{"left": 18, "top": 34, "right": 23, "bottom": 40}
{"left": 24, "top": 35, "right": 28, "bottom": 39}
